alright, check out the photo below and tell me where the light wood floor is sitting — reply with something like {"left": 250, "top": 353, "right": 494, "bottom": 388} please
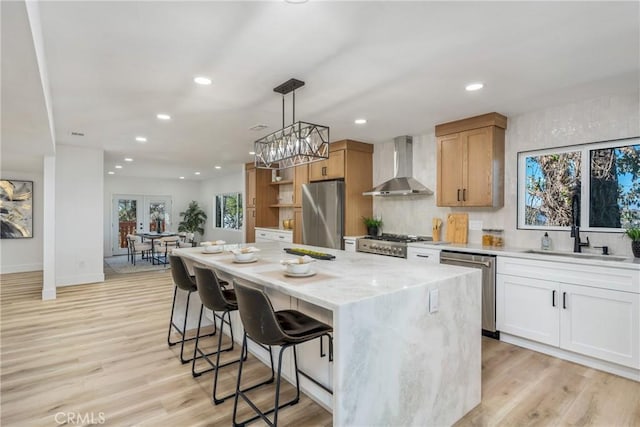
{"left": 1, "top": 270, "right": 638, "bottom": 427}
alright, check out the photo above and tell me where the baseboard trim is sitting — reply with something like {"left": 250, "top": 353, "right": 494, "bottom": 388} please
{"left": 500, "top": 333, "right": 640, "bottom": 382}
{"left": 42, "top": 288, "right": 56, "bottom": 300}
{"left": 0, "top": 263, "right": 43, "bottom": 274}
{"left": 56, "top": 273, "right": 105, "bottom": 287}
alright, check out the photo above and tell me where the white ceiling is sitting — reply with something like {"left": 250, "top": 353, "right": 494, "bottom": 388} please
{"left": 2, "top": 1, "right": 639, "bottom": 179}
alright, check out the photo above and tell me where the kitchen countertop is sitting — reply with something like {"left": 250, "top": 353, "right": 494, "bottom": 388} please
{"left": 407, "top": 241, "right": 640, "bottom": 270}
{"left": 176, "top": 241, "right": 479, "bottom": 310}
{"left": 254, "top": 226, "right": 293, "bottom": 233}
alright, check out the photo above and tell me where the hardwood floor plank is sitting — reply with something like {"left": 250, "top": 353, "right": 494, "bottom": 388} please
{"left": 1, "top": 270, "right": 639, "bottom": 427}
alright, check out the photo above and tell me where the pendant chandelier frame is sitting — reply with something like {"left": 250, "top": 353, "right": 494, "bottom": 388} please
{"left": 254, "top": 78, "right": 330, "bottom": 170}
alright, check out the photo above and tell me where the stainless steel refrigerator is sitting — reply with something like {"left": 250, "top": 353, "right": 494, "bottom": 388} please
{"left": 301, "top": 181, "right": 345, "bottom": 250}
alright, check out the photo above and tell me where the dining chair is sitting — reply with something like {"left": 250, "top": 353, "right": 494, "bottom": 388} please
{"left": 126, "top": 234, "right": 152, "bottom": 266}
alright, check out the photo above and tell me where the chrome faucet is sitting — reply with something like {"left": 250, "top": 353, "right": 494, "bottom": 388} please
{"left": 570, "top": 189, "right": 589, "bottom": 253}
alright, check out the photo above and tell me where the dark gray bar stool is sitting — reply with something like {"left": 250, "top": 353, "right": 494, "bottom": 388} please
{"left": 167, "top": 255, "right": 217, "bottom": 363}
{"left": 232, "top": 281, "right": 333, "bottom": 427}
{"left": 192, "top": 266, "right": 277, "bottom": 404}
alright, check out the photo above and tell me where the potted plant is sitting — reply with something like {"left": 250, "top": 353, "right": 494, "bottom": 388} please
{"left": 624, "top": 226, "right": 640, "bottom": 258}
{"left": 362, "top": 216, "right": 383, "bottom": 237}
{"left": 178, "top": 201, "right": 207, "bottom": 241}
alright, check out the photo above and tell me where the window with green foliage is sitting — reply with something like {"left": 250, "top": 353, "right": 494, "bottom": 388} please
{"left": 518, "top": 137, "right": 640, "bottom": 231}
{"left": 215, "top": 193, "right": 243, "bottom": 230}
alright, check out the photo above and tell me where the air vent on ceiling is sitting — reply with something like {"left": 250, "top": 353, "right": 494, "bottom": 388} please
{"left": 71, "top": 131, "right": 85, "bottom": 136}
{"left": 249, "top": 124, "right": 268, "bottom": 131}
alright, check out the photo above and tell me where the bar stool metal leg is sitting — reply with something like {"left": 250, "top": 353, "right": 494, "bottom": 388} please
{"left": 167, "top": 287, "right": 216, "bottom": 364}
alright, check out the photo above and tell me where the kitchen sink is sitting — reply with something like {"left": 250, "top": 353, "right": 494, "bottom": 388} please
{"left": 522, "top": 249, "right": 628, "bottom": 262}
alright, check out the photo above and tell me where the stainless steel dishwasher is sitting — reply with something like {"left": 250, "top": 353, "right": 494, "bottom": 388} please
{"left": 440, "top": 250, "right": 498, "bottom": 339}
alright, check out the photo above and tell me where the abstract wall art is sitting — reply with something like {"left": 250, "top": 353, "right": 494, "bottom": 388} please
{"left": 0, "top": 179, "right": 33, "bottom": 239}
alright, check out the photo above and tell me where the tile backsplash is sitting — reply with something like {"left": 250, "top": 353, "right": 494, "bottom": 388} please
{"left": 373, "top": 92, "right": 640, "bottom": 257}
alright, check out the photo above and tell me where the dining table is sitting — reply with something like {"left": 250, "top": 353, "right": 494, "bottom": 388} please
{"left": 140, "top": 232, "right": 177, "bottom": 264}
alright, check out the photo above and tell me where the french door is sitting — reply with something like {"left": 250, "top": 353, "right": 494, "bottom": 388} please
{"left": 112, "top": 195, "right": 172, "bottom": 255}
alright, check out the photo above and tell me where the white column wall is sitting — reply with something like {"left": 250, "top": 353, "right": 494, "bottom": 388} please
{"left": 55, "top": 145, "right": 104, "bottom": 286}
{"left": 42, "top": 155, "right": 56, "bottom": 299}
{"left": 199, "top": 165, "right": 245, "bottom": 244}
{"left": 0, "top": 169, "right": 44, "bottom": 273}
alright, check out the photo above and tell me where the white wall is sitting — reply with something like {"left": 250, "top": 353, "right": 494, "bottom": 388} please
{"left": 103, "top": 175, "right": 202, "bottom": 256}
{"left": 55, "top": 144, "right": 104, "bottom": 286}
{"left": 0, "top": 169, "right": 44, "bottom": 273}
{"left": 199, "top": 165, "right": 245, "bottom": 244}
{"left": 374, "top": 92, "right": 640, "bottom": 257}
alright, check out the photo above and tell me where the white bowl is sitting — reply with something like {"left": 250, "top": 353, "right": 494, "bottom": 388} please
{"left": 205, "top": 245, "right": 221, "bottom": 253}
{"left": 234, "top": 252, "right": 255, "bottom": 262}
{"left": 286, "top": 262, "right": 311, "bottom": 274}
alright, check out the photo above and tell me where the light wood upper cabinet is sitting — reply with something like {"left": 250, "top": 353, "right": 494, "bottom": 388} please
{"left": 246, "top": 167, "right": 256, "bottom": 208}
{"left": 309, "top": 149, "right": 345, "bottom": 181}
{"left": 293, "top": 164, "right": 309, "bottom": 207}
{"left": 244, "top": 163, "right": 278, "bottom": 242}
{"left": 245, "top": 207, "right": 256, "bottom": 243}
{"left": 436, "top": 113, "right": 506, "bottom": 208}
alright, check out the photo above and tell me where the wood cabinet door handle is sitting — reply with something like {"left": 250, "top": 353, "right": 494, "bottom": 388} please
{"left": 462, "top": 189, "right": 466, "bottom": 201}
{"left": 457, "top": 189, "right": 461, "bottom": 201}
{"left": 252, "top": 210, "right": 255, "bottom": 218}
{"left": 322, "top": 166, "right": 327, "bottom": 176}
{"left": 552, "top": 290, "right": 556, "bottom": 307}
{"left": 252, "top": 197, "right": 256, "bottom": 205}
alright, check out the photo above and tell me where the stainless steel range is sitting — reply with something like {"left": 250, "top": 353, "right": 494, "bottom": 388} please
{"left": 357, "top": 234, "right": 432, "bottom": 258}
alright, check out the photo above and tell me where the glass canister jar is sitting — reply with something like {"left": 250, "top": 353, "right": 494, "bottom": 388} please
{"left": 482, "top": 229, "right": 504, "bottom": 247}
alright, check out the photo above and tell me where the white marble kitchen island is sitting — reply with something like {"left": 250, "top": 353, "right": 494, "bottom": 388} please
{"left": 175, "top": 242, "right": 482, "bottom": 426}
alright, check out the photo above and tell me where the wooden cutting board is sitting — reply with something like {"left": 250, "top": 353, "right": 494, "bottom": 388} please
{"left": 446, "top": 213, "right": 469, "bottom": 243}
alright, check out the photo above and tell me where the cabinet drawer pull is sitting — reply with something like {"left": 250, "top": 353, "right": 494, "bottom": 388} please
{"left": 252, "top": 197, "right": 256, "bottom": 205}
{"left": 457, "top": 189, "right": 461, "bottom": 201}
{"left": 322, "top": 166, "right": 327, "bottom": 176}
{"left": 562, "top": 292, "right": 567, "bottom": 309}
{"left": 345, "top": 241, "right": 354, "bottom": 245}
{"left": 259, "top": 233, "right": 266, "bottom": 237}
{"left": 252, "top": 210, "right": 255, "bottom": 218}
{"left": 463, "top": 188, "right": 466, "bottom": 201}
{"left": 416, "top": 254, "right": 430, "bottom": 258}
{"left": 552, "top": 290, "right": 556, "bottom": 307}
{"left": 278, "top": 235, "right": 285, "bottom": 239}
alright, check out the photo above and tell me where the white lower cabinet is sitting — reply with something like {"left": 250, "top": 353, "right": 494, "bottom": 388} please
{"left": 406, "top": 247, "right": 441, "bottom": 263}
{"left": 343, "top": 237, "right": 358, "bottom": 252}
{"left": 496, "top": 274, "right": 559, "bottom": 346}
{"left": 255, "top": 228, "right": 293, "bottom": 243}
{"left": 560, "top": 283, "right": 639, "bottom": 368}
{"left": 497, "top": 257, "right": 640, "bottom": 370}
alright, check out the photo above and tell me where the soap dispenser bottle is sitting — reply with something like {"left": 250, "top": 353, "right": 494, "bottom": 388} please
{"left": 541, "top": 232, "right": 552, "bottom": 250}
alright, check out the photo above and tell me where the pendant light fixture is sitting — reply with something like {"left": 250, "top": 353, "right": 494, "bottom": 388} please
{"left": 254, "top": 78, "right": 330, "bottom": 169}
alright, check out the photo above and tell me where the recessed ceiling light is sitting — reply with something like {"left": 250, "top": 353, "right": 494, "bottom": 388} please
{"left": 194, "top": 76, "right": 212, "bottom": 85}
{"left": 214, "top": 166, "right": 222, "bottom": 169}
{"left": 354, "top": 118, "right": 367, "bottom": 125}
{"left": 249, "top": 151, "right": 256, "bottom": 155}
{"left": 157, "top": 113, "right": 171, "bottom": 120}
{"left": 108, "top": 171, "right": 115, "bottom": 175}
{"left": 179, "top": 176, "right": 185, "bottom": 180}
{"left": 465, "top": 82, "right": 484, "bottom": 91}
{"left": 135, "top": 136, "right": 147, "bottom": 142}
{"left": 115, "top": 165, "right": 123, "bottom": 169}
{"left": 194, "top": 171, "right": 201, "bottom": 175}
{"left": 124, "top": 158, "right": 133, "bottom": 162}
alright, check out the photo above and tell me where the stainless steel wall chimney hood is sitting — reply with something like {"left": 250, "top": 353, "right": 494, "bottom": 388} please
{"left": 363, "top": 136, "right": 434, "bottom": 197}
